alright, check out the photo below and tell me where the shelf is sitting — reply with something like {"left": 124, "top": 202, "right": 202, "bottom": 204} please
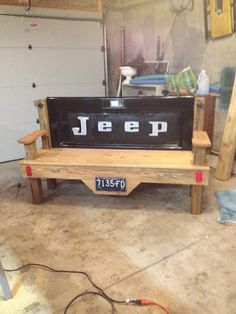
{"left": 122, "top": 83, "right": 164, "bottom": 96}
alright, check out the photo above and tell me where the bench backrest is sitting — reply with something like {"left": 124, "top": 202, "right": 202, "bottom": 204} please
{"left": 46, "top": 96, "right": 194, "bottom": 150}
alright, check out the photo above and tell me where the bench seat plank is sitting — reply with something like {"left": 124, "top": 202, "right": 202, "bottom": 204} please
{"left": 21, "top": 148, "right": 209, "bottom": 170}
{"left": 20, "top": 148, "right": 210, "bottom": 196}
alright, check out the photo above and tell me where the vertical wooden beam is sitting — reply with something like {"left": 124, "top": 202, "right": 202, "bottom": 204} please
{"left": 24, "top": 143, "right": 37, "bottom": 160}
{"left": 204, "top": 95, "right": 216, "bottom": 144}
{"left": 215, "top": 75, "right": 236, "bottom": 180}
{"left": 191, "top": 186, "right": 203, "bottom": 215}
{"left": 194, "top": 97, "right": 206, "bottom": 131}
{"left": 35, "top": 99, "right": 51, "bottom": 149}
{"left": 42, "top": 135, "right": 50, "bottom": 150}
{"left": 30, "top": 179, "right": 43, "bottom": 204}
{"left": 193, "top": 147, "right": 207, "bottom": 165}
{"left": 191, "top": 131, "right": 210, "bottom": 214}
{"left": 194, "top": 95, "right": 217, "bottom": 144}
{"left": 35, "top": 99, "right": 52, "bottom": 190}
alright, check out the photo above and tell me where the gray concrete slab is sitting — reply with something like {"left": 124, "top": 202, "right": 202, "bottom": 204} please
{"left": 0, "top": 161, "right": 235, "bottom": 314}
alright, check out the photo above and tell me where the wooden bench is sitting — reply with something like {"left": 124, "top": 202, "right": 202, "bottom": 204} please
{"left": 18, "top": 97, "right": 211, "bottom": 214}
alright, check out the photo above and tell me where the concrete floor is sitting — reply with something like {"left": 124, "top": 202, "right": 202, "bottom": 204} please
{"left": 0, "top": 161, "right": 236, "bottom": 314}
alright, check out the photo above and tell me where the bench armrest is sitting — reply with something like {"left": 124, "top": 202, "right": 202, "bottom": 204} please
{"left": 18, "top": 130, "right": 48, "bottom": 160}
{"left": 18, "top": 130, "right": 48, "bottom": 145}
{"left": 192, "top": 131, "right": 211, "bottom": 166}
{"left": 192, "top": 131, "right": 211, "bottom": 148}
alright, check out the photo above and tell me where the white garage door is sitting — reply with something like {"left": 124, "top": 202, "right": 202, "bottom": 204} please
{"left": 0, "top": 15, "right": 105, "bottom": 162}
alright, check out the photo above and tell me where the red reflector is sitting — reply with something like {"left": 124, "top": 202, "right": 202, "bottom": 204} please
{"left": 195, "top": 171, "right": 203, "bottom": 183}
{"left": 26, "top": 165, "right": 32, "bottom": 177}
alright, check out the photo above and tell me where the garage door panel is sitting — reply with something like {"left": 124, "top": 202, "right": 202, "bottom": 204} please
{"left": 30, "top": 49, "right": 104, "bottom": 85}
{"left": 34, "top": 84, "right": 105, "bottom": 98}
{"left": 0, "top": 88, "right": 38, "bottom": 125}
{"left": 0, "top": 16, "right": 28, "bottom": 47}
{"left": 0, "top": 123, "right": 38, "bottom": 162}
{"left": 0, "top": 48, "right": 104, "bottom": 87}
{"left": 0, "top": 49, "right": 32, "bottom": 87}
{"left": 0, "top": 17, "right": 103, "bottom": 49}
{"left": 0, "top": 84, "right": 105, "bottom": 127}
{"left": 28, "top": 19, "right": 103, "bottom": 48}
{"left": 0, "top": 16, "right": 105, "bottom": 162}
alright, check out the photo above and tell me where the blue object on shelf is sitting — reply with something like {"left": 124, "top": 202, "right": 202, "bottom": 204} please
{"left": 209, "top": 85, "right": 221, "bottom": 93}
{"left": 132, "top": 74, "right": 170, "bottom": 80}
{"left": 129, "top": 79, "right": 166, "bottom": 85}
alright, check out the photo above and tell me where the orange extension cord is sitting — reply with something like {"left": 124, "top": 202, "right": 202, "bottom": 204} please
{"left": 126, "top": 298, "right": 171, "bottom": 314}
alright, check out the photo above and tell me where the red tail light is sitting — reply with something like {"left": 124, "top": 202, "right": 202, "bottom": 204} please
{"left": 26, "top": 165, "right": 32, "bottom": 177}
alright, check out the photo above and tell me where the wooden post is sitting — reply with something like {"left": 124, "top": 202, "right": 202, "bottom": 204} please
{"left": 191, "top": 185, "right": 203, "bottom": 215}
{"left": 191, "top": 131, "right": 211, "bottom": 214}
{"left": 18, "top": 130, "right": 47, "bottom": 149}
{"left": 35, "top": 100, "right": 54, "bottom": 188}
{"left": 24, "top": 142, "right": 37, "bottom": 160}
{"left": 193, "top": 146, "right": 208, "bottom": 165}
{"left": 35, "top": 99, "right": 51, "bottom": 149}
{"left": 18, "top": 130, "right": 48, "bottom": 204}
{"left": 194, "top": 95, "right": 218, "bottom": 143}
{"left": 215, "top": 75, "right": 236, "bottom": 180}
{"left": 204, "top": 95, "right": 217, "bottom": 144}
{"left": 30, "top": 178, "right": 43, "bottom": 204}
{"left": 194, "top": 97, "right": 205, "bottom": 131}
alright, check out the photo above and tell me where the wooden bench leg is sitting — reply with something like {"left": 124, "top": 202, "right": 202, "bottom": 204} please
{"left": 30, "top": 178, "right": 43, "bottom": 204}
{"left": 47, "top": 179, "right": 57, "bottom": 190}
{"left": 191, "top": 185, "right": 203, "bottom": 215}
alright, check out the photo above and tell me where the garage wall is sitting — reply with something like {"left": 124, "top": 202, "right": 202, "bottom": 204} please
{"left": 120, "top": 0, "right": 236, "bottom": 83}
{"left": 106, "top": 0, "right": 236, "bottom": 150}
{"left": 0, "top": 7, "right": 105, "bottom": 162}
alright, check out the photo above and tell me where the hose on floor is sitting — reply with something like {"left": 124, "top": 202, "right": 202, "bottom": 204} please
{"left": 4, "top": 263, "right": 171, "bottom": 314}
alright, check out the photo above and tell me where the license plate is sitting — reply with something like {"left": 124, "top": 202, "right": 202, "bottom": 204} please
{"left": 95, "top": 177, "right": 127, "bottom": 192}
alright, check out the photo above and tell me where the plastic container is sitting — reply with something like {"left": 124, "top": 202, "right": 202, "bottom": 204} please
{"left": 197, "top": 70, "right": 209, "bottom": 96}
